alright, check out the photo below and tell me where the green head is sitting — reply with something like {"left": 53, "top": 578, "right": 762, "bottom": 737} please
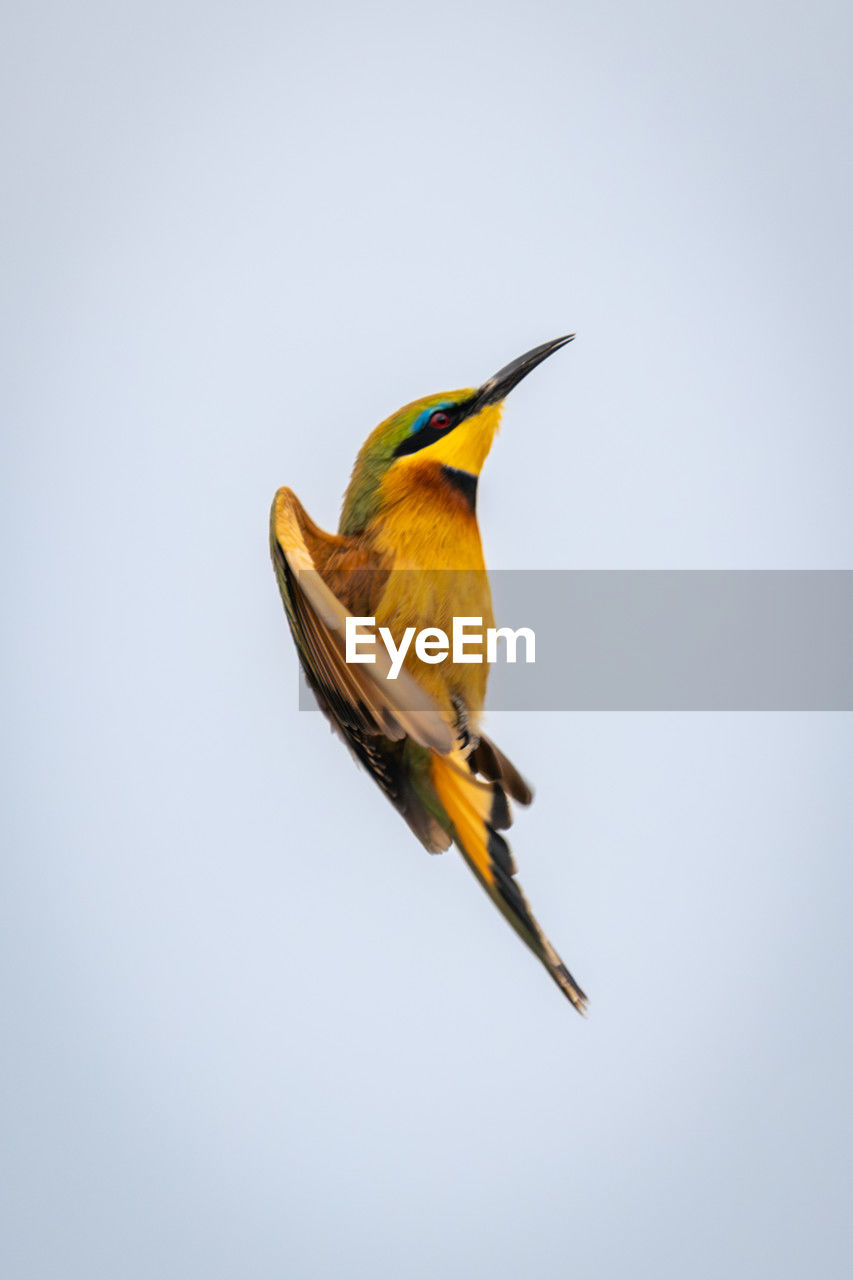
{"left": 338, "top": 336, "right": 574, "bottom": 535}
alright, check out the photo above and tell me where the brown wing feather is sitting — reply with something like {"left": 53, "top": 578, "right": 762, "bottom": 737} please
{"left": 270, "top": 487, "right": 455, "bottom": 754}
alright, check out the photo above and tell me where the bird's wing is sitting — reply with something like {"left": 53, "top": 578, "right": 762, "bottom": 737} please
{"left": 270, "top": 487, "right": 454, "bottom": 755}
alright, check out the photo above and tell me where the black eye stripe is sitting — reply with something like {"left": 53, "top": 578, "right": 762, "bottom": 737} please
{"left": 394, "top": 421, "right": 453, "bottom": 457}
{"left": 394, "top": 407, "right": 457, "bottom": 457}
{"left": 391, "top": 394, "right": 478, "bottom": 459}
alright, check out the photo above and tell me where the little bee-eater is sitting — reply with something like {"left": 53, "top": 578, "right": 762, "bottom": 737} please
{"left": 270, "top": 336, "right": 587, "bottom": 1012}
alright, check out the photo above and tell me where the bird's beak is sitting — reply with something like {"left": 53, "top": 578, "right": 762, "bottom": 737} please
{"left": 473, "top": 334, "right": 575, "bottom": 409}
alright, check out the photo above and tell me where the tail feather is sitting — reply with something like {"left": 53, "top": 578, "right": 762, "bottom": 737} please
{"left": 430, "top": 752, "right": 587, "bottom": 1014}
{"left": 470, "top": 734, "right": 534, "bottom": 806}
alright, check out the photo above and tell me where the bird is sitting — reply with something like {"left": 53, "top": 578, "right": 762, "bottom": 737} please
{"left": 270, "top": 335, "right": 587, "bottom": 1013}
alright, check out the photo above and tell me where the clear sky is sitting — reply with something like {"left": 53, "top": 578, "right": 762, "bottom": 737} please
{"left": 2, "top": 3, "right": 852, "bottom": 1277}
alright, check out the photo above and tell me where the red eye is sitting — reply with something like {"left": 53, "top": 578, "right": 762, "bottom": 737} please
{"left": 430, "top": 411, "right": 451, "bottom": 429}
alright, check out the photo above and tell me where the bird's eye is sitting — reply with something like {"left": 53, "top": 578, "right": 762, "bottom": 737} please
{"left": 429, "top": 411, "right": 451, "bottom": 429}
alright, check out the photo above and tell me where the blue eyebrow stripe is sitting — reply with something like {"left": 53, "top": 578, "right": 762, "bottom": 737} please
{"left": 412, "top": 401, "right": 453, "bottom": 433}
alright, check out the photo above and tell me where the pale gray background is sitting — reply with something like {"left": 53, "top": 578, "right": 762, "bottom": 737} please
{"left": 2, "top": 2, "right": 852, "bottom": 1277}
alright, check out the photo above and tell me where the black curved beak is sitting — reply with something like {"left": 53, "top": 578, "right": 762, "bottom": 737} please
{"left": 473, "top": 334, "right": 575, "bottom": 409}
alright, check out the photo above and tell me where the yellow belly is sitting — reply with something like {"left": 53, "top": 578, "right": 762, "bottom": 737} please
{"left": 372, "top": 467, "right": 494, "bottom": 719}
